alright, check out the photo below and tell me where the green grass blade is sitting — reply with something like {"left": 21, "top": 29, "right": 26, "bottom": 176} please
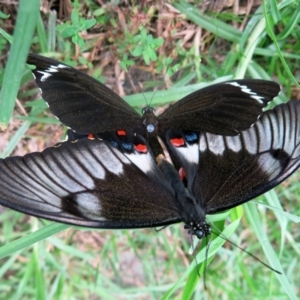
{"left": 0, "top": 223, "right": 70, "bottom": 259}
{"left": 36, "top": 12, "right": 48, "bottom": 53}
{"left": 174, "top": 1, "right": 241, "bottom": 43}
{"left": 235, "top": 10, "right": 267, "bottom": 78}
{"left": 263, "top": 0, "right": 299, "bottom": 87}
{"left": 162, "top": 218, "right": 241, "bottom": 299}
{"left": 245, "top": 203, "right": 298, "bottom": 300}
{"left": 0, "top": 0, "right": 40, "bottom": 130}
{"left": 173, "top": 1, "right": 241, "bottom": 43}
{"left": 125, "top": 76, "right": 232, "bottom": 109}
{"left": 0, "top": 121, "right": 31, "bottom": 158}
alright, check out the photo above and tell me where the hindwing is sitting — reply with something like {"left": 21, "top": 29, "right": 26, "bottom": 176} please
{"left": 166, "top": 100, "right": 300, "bottom": 214}
{"left": 0, "top": 136, "right": 181, "bottom": 228}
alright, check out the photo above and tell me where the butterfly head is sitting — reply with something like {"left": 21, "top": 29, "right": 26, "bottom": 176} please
{"left": 142, "top": 107, "right": 159, "bottom": 135}
{"left": 184, "top": 221, "right": 211, "bottom": 239}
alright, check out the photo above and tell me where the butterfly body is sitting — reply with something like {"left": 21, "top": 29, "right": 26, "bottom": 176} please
{"left": 1, "top": 97, "right": 299, "bottom": 238}
{"left": 0, "top": 54, "right": 298, "bottom": 240}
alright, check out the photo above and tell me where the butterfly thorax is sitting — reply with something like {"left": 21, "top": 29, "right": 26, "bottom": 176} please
{"left": 142, "top": 107, "right": 159, "bottom": 135}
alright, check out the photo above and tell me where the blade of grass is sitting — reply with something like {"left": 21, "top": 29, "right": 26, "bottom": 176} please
{"left": 235, "top": 6, "right": 267, "bottom": 78}
{"left": 36, "top": 11, "right": 48, "bottom": 53}
{"left": 0, "top": 0, "right": 39, "bottom": 130}
{"left": 33, "top": 244, "right": 46, "bottom": 300}
{"left": 0, "top": 121, "right": 31, "bottom": 158}
{"left": 263, "top": 0, "right": 299, "bottom": 87}
{"left": 0, "top": 223, "right": 70, "bottom": 259}
{"left": 162, "top": 218, "right": 241, "bottom": 299}
{"left": 173, "top": 1, "right": 241, "bottom": 43}
{"left": 124, "top": 76, "right": 232, "bottom": 108}
{"left": 245, "top": 202, "right": 298, "bottom": 300}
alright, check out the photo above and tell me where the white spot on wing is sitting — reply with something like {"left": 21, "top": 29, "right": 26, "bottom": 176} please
{"left": 24, "top": 156, "right": 70, "bottom": 196}
{"left": 57, "top": 152, "right": 95, "bottom": 189}
{"left": 64, "top": 140, "right": 130, "bottom": 180}
{"left": 242, "top": 127, "right": 257, "bottom": 154}
{"left": 57, "top": 64, "right": 68, "bottom": 69}
{"left": 110, "top": 146, "right": 131, "bottom": 164}
{"left": 85, "top": 142, "right": 124, "bottom": 176}
{"left": 75, "top": 193, "right": 106, "bottom": 220}
{"left": 45, "top": 157, "right": 88, "bottom": 193}
{"left": 205, "top": 134, "right": 226, "bottom": 155}
{"left": 256, "top": 117, "right": 272, "bottom": 152}
{"left": 199, "top": 133, "right": 207, "bottom": 152}
{"left": 173, "top": 143, "right": 199, "bottom": 164}
{"left": 37, "top": 64, "right": 69, "bottom": 82}
{"left": 0, "top": 165, "right": 63, "bottom": 212}
{"left": 226, "top": 82, "right": 264, "bottom": 104}
{"left": 37, "top": 71, "right": 52, "bottom": 81}
{"left": 258, "top": 153, "right": 282, "bottom": 180}
{"left": 225, "top": 135, "right": 242, "bottom": 152}
{"left": 125, "top": 151, "right": 155, "bottom": 174}
{"left": 71, "top": 146, "right": 106, "bottom": 179}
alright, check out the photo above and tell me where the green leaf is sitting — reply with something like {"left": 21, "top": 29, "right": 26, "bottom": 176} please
{"left": 131, "top": 46, "right": 143, "bottom": 57}
{"left": 143, "top": 50, "right": 150, "bottom": 65}
{"left": 93, "top": 8, "right": 105, "bottom": 16}
{"left": 61, "top": 27, "right": 78, "bottom": 38}
{"left": 0, "top": 27, "right": 13, "bottom": 43}
{"left": 82, "top": 19, "right": 96, "bottom": 30}
{"left": 147, "top": 47, "right": 157, "bottom": 61}
{"left": 71, "top": 9, "right": 80, "bottom": 26}
{"left": 0, "top": 11, "right": 10, "bottom": 19}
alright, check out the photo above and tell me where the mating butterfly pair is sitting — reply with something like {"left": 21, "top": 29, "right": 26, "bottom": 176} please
{"left": 0, "top": 54, "right": 299, "bottom": 240}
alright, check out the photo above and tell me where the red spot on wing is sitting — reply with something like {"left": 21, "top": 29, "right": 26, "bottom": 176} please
{"left": 117, "top": 130, "right": 126, "bottom": 136}
{"left": 88, "top": 134, "right": 95, "bottom": 139}
{"left": 134, "top": 144, "right": 148, "bottom": 153}
{"left": 179, "top": 167, "right": 186, "bottom": 181}
{"left": 170, "top": 138, "right": 185, "bottom": 147}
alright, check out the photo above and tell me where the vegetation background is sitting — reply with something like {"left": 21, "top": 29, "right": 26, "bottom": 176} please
{"left": 0, "top": 0, "right": 299, "bottom": 299}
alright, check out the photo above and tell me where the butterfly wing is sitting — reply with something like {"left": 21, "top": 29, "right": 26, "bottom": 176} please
{"left": 28, "top": 54, "right": 280, "bottom": 137}
{"left": 166, "top": 100, "right": 300, "bottom": 213}
{"left": 27, "top": 54, "right": 142, "bottom": 134}
{"left": 0, "top": 137, "right": 181, "bottom": 228}
{"left": 159, "top": 80, "right": 280, "bottom": 136}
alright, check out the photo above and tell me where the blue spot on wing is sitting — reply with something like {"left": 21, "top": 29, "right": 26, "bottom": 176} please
{"left": 110, "top": 140, "right": 119, "bottom": 148}
{"left": 122, "top": 142, "right": 133, "bottom": 151}
{"left": 184, "top": 132, "right": 198, "bottom": 143}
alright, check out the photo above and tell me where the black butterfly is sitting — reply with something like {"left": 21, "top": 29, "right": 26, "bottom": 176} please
{"left": 27, "top": 54, "right": 280, "bottom": 137}
{"left": 0, "top": 101, "right": 299, "bottom": 238}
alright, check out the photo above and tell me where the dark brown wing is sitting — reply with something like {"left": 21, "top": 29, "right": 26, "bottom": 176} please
{"left": 159, "top": 80, "right": 280, "bottom": 136}
{"left": 165, "top": 100, "right": 300, "bottom": 213}
{"left": 0, "top": 138, "right": 181, "bottom": 228}
{"left": 195, "top": 100, "right": 300, "bottom": 213}
{"left": 27, "top": 54, "right": 142, "bottom": 134}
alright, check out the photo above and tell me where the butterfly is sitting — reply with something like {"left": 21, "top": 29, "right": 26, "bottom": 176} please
{"left": 0, "top": 100, "right": 299, "bottom": 238}
{"left": 27, "top": 54, "right": 281, "bottom": 138}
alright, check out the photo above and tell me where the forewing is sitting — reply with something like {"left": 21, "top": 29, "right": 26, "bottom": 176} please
{"left": 193, "top": 100, "right": 300, "bottom": 213}
{"left": 0, "top": 138, "right": 181, "bottom": 228}
{"left": 27, "top": 54, "right": 141, "bottom": 134}
{"left": 159, "top": 80, "right": 280, "bottom": 136}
